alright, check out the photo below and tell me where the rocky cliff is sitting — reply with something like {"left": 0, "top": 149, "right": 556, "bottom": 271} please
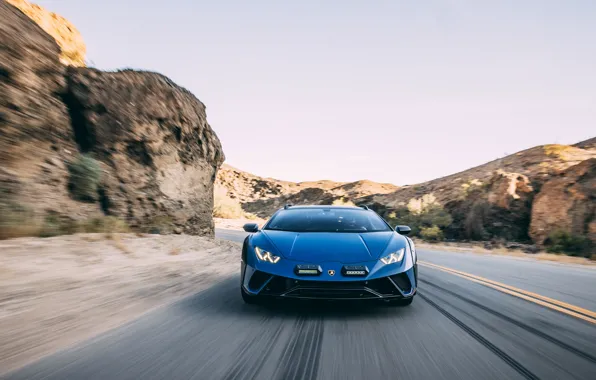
{"left": 0, "top": 0, "right": 224, "bottom": 237}
{"left": 6, "top": 0, "right": 86, "bottom": 66}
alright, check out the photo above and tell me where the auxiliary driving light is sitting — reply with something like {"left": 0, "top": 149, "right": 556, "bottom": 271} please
{"left": 294, "top": 264, "right": 322, "bottom": 276}
{"left": 341, "top": 265, "right": 369, "bottom": 276}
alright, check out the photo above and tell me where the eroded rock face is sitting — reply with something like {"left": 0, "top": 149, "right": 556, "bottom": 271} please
{"left": 443, "top": 171, "right": 535, "bottom": 241}
{"left": 0, "top": 0, "right": 86, "bottom": 224}
{"left": 6, "top": 0, "right": 86, "bottom": 66}
{"left": 529, "top": 158, "right": 596, "bottom": 247}
{"left": 64, "top": 68, "right": 225, "bottom": 235}
{"left": 1, "top": 0, "right": 225, "bottom": 236}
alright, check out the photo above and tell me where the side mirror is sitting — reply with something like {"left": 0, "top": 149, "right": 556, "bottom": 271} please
{"left": 243, "top": 223, "right": 259, "bottom": 233}
{"left": 395, "top": 225, "right": 411, "bottom": 235}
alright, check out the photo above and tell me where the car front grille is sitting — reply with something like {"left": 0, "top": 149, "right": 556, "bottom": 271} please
{"left": 258, "top": 275, "right": 405, "bottom": 299}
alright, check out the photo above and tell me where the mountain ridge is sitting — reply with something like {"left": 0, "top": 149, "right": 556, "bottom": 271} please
{"left": 215, "top": 139, "right": 595, "bottom": 253}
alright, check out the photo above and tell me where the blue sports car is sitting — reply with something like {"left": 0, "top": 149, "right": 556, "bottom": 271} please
{"left": 240, "top": 205, "right": 417, "bottom": 306}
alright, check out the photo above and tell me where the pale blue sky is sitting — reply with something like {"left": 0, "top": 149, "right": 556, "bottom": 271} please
{"left": 36, "top": 0, "right": 595, "bottom": 185}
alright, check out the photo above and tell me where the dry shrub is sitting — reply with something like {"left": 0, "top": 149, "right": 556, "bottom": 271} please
{"left": 0, "top": 208, "right": 130, "bottom": 240}
{"left": 213, "top": 192, "right": 245, "bottom": 219}
{"left": 67, "top": 154, "right": 102, "bottom": 202}
{"left": 332, "top": 197, "right": 356, "bottom": 206}
{"left": 169, "top": 247, "right": 181, "bottom": 256}
{"left": 81, "top": 216, "right": 130, "bottom": 234}
{"left": 420, "top": 226, "right": 444, "bottom": 242}
{"left": 0, "top": 201, "right": 41, "bottom": 239}
{"left": 543, "top": 144, "right": 573, "bottom": 159}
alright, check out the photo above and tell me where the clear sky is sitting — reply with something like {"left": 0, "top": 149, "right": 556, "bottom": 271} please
{"left": 36, "top": 0, "right": 595, "bottom": 185}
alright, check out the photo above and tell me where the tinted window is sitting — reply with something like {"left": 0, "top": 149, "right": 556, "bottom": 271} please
{"left": 265, "top": 208, "right": 391, "bottom": 233}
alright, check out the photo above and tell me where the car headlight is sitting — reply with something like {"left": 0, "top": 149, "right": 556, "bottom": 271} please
{"left": 380, "top": 248, "right": 405, "bottom": 265}
{"left": 254, "top": 247, "right": 281, "bottom": 264}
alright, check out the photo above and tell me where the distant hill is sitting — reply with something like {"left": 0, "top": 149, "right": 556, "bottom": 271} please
{"left": 214, "top": 164, "right": 398, "bottom": 219}
{"left": 215, "top": 139, "right": 595, "bottom": 254}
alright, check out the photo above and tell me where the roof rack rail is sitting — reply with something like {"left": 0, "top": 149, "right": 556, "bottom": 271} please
{"left": 284, "top": 204, "right": 293, "bottom": 209}
{"left": 361, "top": 205, "right": 370, "bottom": 210}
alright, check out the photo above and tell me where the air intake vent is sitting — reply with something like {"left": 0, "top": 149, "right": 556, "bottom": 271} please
{"left": 248, "top": 270, "right": 271, "bottom": 291}
{"left": 390, "top": 273, "right": 412, "bottom": 293}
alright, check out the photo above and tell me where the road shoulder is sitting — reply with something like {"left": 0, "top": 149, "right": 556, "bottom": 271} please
{"left": 0, "top": 233, "right": 240, "bottom": 375}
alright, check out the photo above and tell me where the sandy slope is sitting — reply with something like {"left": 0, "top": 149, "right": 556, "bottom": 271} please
{"left": 0, "top": 233, "right": 241, "bottom": 374}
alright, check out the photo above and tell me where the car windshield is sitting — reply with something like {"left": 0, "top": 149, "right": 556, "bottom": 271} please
{"left": 264, "top": 208, "right": 391, "bottom": 233}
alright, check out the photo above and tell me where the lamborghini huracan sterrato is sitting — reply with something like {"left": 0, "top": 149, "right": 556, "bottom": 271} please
{"left": 240, "top": 205, "right": 417, "bottom": 306}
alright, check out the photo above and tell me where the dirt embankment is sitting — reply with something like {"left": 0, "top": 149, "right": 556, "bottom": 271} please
{"left": 0, "top": 233, "right": 240, "bottom": 375}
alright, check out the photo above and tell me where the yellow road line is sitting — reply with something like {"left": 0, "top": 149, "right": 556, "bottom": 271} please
{"left": 419, "top": 260, "right": 596, "bottom": 325}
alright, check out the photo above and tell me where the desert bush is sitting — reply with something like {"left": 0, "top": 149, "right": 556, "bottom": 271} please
{"left": 0, "top": 205, "right": 130, "bottom": 239}
{"left": 332, "top": 197, "right": 356, "bottom": 206}
{"left": 385, "top": 202, "right": 452, "bottom": 238}
{"left": 0, "top": 201, "right": 41, "bottom": 239}
{"left": 67, "top": 154, "right": 102, "bottom": 202}
{"left": 213, "top": 192, "right": 245, "bottom": 219}
{"left": 420, "top": 226, "right": 444, "bottom": 242}
{"left": 543, "top": 144, "right": 574, "bottom": 159}
{"left": 81, "top": 216, "right": 130, "bottom": 234}
{"left": 545, "top": 230, "right": 592, "bottom": 257}
{"left": 39, "top": 214, "right": 79, "bottom": 237}
{"left": 39, "top": 215, "right": 130, "bottom": 237}
{"left": 419, "top": 205, "right": 453, "bottom": 228}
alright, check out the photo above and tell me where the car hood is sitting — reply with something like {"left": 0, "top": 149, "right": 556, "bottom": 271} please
{"left": 261, "top": 230, "right": 400, "bottom": 264}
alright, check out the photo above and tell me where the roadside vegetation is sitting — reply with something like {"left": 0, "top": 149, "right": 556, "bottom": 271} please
{"left": 0, "top": 205, "right": 131, "bottom": 240}
{"left": 378, "top": 193, "right": 592, "bottom": 259}
{"left": 545, "top": 230, "right": 593, "bottom": 257}
{"left": 213, "top": 191, "right": 260, "bottom": 220}
{"left": 67, "top": 154, "right": 102, "bottom": 202}
{"left": 384, "top": 194, "right": 452, "bottom": 243}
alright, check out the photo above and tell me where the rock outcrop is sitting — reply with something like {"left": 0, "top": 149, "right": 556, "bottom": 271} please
{"left": 6, "top": 0, "right": 86, "bottom": 66}
{"left": 1, "top": 0, "right": 224, "bottom": 237}
{"left": 443, "top": 170, "right": 535, "bottom": 241}
{"left": 64, "top": 68, "right": 224, "bottom": 235}
{"left": 529, "top": 158, "right": 595, "bottom": 248}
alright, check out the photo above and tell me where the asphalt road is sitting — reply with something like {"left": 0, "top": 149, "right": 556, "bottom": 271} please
{"left": 4, "top": 229, "right": 596, "bottom": 380}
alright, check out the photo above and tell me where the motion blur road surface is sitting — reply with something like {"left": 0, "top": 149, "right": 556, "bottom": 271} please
{"left": 5, "top": 229, "right": 596, "bottom": 380}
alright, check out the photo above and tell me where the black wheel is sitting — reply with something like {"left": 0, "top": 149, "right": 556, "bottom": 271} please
{"left": 390, "top": 297, "right": 414, "bottom": 307}
{"left": 241, "top": 286, "right": 261, "bottom": 304}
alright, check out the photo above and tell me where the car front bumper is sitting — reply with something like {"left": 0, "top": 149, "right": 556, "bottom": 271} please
{"left": 242, "top": 262, "right": 416, "bottom": 301}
